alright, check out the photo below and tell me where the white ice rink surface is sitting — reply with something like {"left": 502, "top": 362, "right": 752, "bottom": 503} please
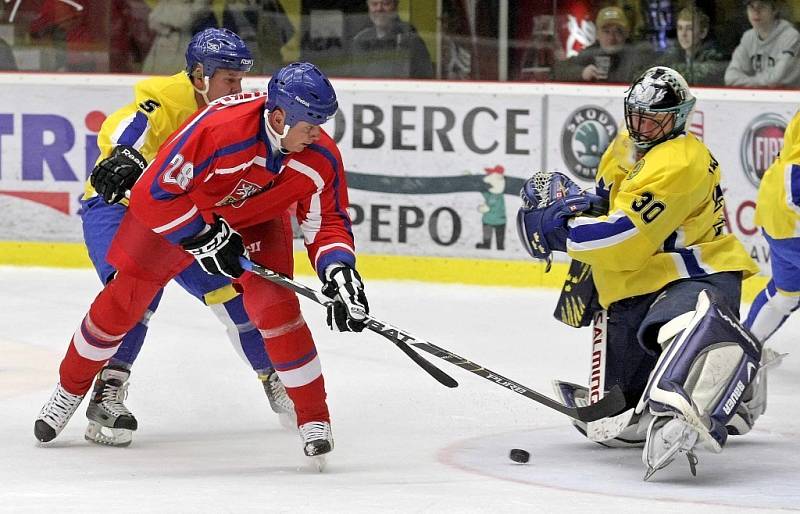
{"left": 1, "top": 267, "right": 798, "bottom": 513}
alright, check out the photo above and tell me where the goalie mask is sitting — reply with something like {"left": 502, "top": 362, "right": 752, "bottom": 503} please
{"left": 624, "top": 66, "right": 696, "bottom": 150}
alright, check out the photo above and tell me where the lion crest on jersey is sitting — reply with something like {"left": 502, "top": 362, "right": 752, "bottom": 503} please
{"left": 216, "top": 179, "right": 261, "bottom": 208}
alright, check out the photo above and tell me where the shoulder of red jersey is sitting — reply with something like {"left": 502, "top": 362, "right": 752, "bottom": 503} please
{"left": 162, "top": 92, "right": 267, "bottom": 153}
{"left": 285, "top": 129, "right": 343, "bottom": 182}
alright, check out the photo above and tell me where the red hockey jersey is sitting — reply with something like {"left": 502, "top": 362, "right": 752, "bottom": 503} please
{"left": 128, "top": 91, "right": 356, "bottom": 279}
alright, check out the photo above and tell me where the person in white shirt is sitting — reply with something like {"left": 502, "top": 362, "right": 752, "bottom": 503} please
{"left": 725, "top": 0, "right": 800, "bottom": 88}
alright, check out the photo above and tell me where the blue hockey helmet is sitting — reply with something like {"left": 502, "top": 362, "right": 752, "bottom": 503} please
{"left": 266, "top": 62, "right": 338, "bottom": 127}
{"left": 185, "top": 28, "right": 253, "bottom": 78}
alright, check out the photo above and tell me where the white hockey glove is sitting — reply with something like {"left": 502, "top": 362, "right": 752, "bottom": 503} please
{"left": 321, "top": 263, "right": 369, "bottom": 332}
{"left": 181, "top": 216, "right": 247, "bottom": 278}
{"left": 90, "top": 145, "right": 147, "bottom": 204}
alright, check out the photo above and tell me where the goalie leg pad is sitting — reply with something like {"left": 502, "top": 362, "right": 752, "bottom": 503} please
{"left": 636, "top": 290, "right": 762, "bottom": 452}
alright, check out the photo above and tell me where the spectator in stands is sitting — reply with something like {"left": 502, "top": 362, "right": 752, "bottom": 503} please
{"left": 553, "top": 6, "right": 655, "bottom": 83}
{"left": 193, "top": 0, "right": 294, "bottom": 75}
{"left": 142, "top": 0, "right": 211, "bottom": 74}
{"left": 660, "top": 6, "right": 727, "bottom": 86}
{"left": 0, "top": 36, "right": 17, "bottom": 71}
{"left": 348, "top": 0, "right": 433, "bottom": 79}
{"left": 724, "top": 0, "right": 800, "bottom": 88}
{"left": 29, "top": 0, "right": 111, "bottom": 72}
{"left": 26, "top": 0, "right": 149, "bottom": 73}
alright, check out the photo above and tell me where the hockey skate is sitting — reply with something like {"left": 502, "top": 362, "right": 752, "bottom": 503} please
{"left": 84, "top": 366, "right": 138, "bottom": 447}
{"left": 642, "top": 415, "right": 699, "bottom": 481}
{"left": 299, "top": 421, "right": 334, "bottom": 472}
{"left": 259, "top": 369, "right": 297, "bottom": 430}
{"left": 35, "top": 383, "right": 85, "bottom": 443}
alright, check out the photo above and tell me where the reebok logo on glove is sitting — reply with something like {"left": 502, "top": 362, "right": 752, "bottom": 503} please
{"left": 120, "top": 148, "right": 147, "bottom": 171}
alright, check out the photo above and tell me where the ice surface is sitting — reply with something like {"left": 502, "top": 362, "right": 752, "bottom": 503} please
{"left": 1, "top": 267, "right": 797, "bottom": 513}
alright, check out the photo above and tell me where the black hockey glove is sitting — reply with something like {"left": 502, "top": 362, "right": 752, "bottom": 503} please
{"left": 180, "top": 216, "right": 247, "bottom": 278}
{"left": 321, "top": 264, "right": 369, "bottom": 332}
{"left": 90, "top": 145, "right": 148, "bottom": 204}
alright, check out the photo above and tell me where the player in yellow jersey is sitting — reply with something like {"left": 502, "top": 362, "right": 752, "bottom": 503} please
{"left": 45, "top": 28, "right": 295, "bottom": 448}
{"left": 744, "top": 110, "right": 800, "bottom": 342}
{"left": 517, "top": 67, "right": 762, "bottom": 480}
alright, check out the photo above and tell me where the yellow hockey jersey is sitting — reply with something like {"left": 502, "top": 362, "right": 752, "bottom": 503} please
{"left": 567, "top": 132, "right": 758, "bottom": 307}
{"left": 755, "top": 110, "right": 800, "bottom": 239}
{"left": 84, "top": 72, "right": 199, "bottom": 200}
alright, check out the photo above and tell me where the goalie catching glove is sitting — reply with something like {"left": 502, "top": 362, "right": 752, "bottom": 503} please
{"left": 516, "top": 171, "right": 607, "bottom": 260}
{"left": 181, "top": 216, "right": 247, "bottom": 278}
{"left": 322, "top": 264, "right": 369, "bottom": 332}
{"left": 90, "top": 145, "right": 148, "bottom": 204}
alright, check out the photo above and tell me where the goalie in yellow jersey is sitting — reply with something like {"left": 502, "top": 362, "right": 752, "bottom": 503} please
{"left": 517, "top": 67, "right": 762, "bottom": 480}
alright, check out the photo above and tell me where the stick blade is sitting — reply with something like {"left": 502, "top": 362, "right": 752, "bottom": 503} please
{"left": 574, "top": 385, "right": 627, "bottom": 422}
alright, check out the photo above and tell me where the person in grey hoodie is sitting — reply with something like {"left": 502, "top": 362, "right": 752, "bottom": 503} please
{"left": 725, "top": 0, "right": 800, "bottom": 88}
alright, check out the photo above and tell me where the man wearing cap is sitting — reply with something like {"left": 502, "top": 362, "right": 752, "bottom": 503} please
{"left": 553, "top": 6, "right": 656, "bottom": 83}
{"left": 725, "top": 0, "right": 800, "bottom": 87}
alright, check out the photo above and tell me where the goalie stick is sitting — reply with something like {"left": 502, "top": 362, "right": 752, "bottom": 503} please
{"left": 240, "top": 258, "right": 626, "bottom": 422}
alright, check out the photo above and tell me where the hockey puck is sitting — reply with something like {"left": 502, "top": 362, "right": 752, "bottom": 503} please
{"left": 509, "top": 448, "right": 530, "bottom": 464}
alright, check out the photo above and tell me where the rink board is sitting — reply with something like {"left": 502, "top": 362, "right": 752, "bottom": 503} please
{"left": 0, "top": 74, "right": 795, "bottom": 292}
{"left": 0, "top": 240, "right": 768, "bottom": 302}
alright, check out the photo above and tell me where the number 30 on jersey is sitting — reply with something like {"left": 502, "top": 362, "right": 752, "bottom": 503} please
{"left": 631, "top": 191, "right": 665, "bottom": 223}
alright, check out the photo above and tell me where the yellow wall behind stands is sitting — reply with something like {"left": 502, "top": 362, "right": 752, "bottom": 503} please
{"left": 408, "top": 0, "right": 438, "bottom": 69}
{"left": 0, "top": 241, "right": 769, "bottom": 303}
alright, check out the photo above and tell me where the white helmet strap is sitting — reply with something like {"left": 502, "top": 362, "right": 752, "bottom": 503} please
{"left": 193, "top": 76, "right": 212, "bottom": 106}
{"left": 190, "top": 65, "right": 211, "bottom": 106}
{"left": 264, "top": 109, "right": 292, "bottom": 154}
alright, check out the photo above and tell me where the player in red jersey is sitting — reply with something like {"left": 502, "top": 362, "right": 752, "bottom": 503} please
{"left": 35, "top": 62, "right": 368, "bottom": 466}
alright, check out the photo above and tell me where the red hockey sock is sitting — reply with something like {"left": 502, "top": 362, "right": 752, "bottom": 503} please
{"left": 263, "top": 320, "right": 329, "bottom": 426}
{"left": 236, "top": 219, "right": 330, "bottom": 426}
{"left": 59, "top": 314, "right": 124, "bottom": 395}
{"left": 59, "top": 273, "right": 162, "bottom": 395}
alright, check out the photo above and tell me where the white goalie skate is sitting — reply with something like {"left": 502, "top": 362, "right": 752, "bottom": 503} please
{"left": 642, "top": 415, "right": 700, "bottom": 481}
{"left": 299, "top": 421, "right": 334, "bottom": 472}
{"left": 85, "top": 367, "right": 138, "bottom": 447}
{"left": 259, "top": 369, "right": 297, "bottom": 430}
{"left": 35, "top": 383, "right": 85, "bottom": 443}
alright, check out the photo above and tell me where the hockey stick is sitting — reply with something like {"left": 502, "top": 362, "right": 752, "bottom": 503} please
{"left": 410, "top": 341, "right": 625, "bottom": 422}
{"left": 239, "top": 258, "right": 458, "bottom": 388}
{"left": 240, "top": 258, "right": 625, "bottom": 422}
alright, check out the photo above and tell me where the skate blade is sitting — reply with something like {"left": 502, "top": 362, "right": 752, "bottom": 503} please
{"left": 644, "top": 450, "right": 699, "bottom": 481}
{"left": 643, "top": 445, "right": 682, "bottom": 481}
{"left": 309, "top": 455, "right": 327, "bottom": 472}
{"left": 642, "top": 419, "right": 698, "bottom": 481}
{"left": 85, "top": 421, "right": 132, "bottom": 447}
